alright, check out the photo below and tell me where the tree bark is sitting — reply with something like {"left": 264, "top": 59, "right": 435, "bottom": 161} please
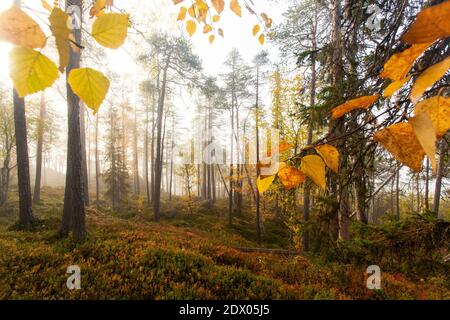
{"left": 95, "top": 113, "right": 100, "bottom": 208}
{"left": 433, "top": 141, "right": 446, "bottom": 219}
{"left": 12, "top": 0, "right": 34, "bottom": 227}
{"left": 33, "top": 92, "right": 46, "bottom": 204}
{"left": 153, "top": 58, "right": 170, "bottom": 221}
{"left": 61, "top": 0, "right": 86, "bottom": 241}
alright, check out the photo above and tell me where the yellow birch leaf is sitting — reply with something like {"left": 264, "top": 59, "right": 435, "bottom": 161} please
{"left": 301, "top": 155, "right": 326, "bottom": 189}
{"left": 380, "top": 43, "right": 432, "bottom": 81}
{"left": 414, "top": 96, "right": 450, "bottom": 138}
{"left": 252, "top": 24, "right": 260, "bottom": 36}
{"left": 203, "top": 24, "right": 212, "bottom": 34}
{"left": 177, "top": 6, "right": 187, "bottom": 21}
{"left": 67, "top": 68, "right": 110, "bottom": 114}
{"left": 257, "top": 175, "right": 275, "bottom": 194}
{"left": 212, "top": 15, "right": 220, "bottom": 23}
{"left": 49, "top": 8, "right": 71, "bottom": 72}
{"left": 230, "top": 0, "right": 242, "bottom": 17}
{"left": 331, "top": 95, "right": 379, "bottom": 120}
{"left": 409, "top": 113, "right": 437, "bottom": 172}
{"left": 211, "top": 0, "right": 225, "bottom": 14}
{"left": 9, "top": 48, "right": 58, "bottom": 97}
{"left": 315, "top": 144, "right": 339, "bottom": 173}
{"left": 186, "top": 20, "right": 197, "bottom": 37}
{"left": 278, "top": 166, "right": 305, "bottom": 190}
{"left": 92, "top": 13, "right": 129, "bottom": 49}
{"left": 208, "top": 34, "right": 215, "bottom": 44}
{"left": 0, "top": 6, "right": 47, "bottom": 49}
{"left": 258, "top": 34, "right": 265, "bottom": 45}
{"left": 383, "top": 76, "right": 412, "bottom": 98}
{"left": 373, "top": 123, "right": 425, "bottom": 172}
{"left": 403, "top": 1, "right": 450, "bottom": 44}
{"left": 410, "top": 56, "right": 450, "bottom": 103}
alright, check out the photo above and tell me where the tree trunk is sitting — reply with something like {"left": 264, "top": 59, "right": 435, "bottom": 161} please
{"left": 433, "top": 141, "right": 446, "bottom": 219}
{"left": 13, "top": 90, "right": 34, "bottom": 227}
{"left": 80, "top": 102, "right": 89, "bottom": 206}
{"left": 12, "top": 0, "right": 34, "bottom": 227}
{"left": 425, "top": 158, "right": 429, "bottom": 211}
{"left": 133, "top": 103, "right": 140, "bottom": 195}
{"left": 153, "top": 59, "right": 170, "bottom": 221}
{"left": 33, "top": 92, "right": 46, "bottom": 204}
{"left": 255, "top": 66, "right": 262, "bottom": 245}
{"left": 396, "top": 167, "right": 400, "bottom": 220}
{"left": 61, "top": 0, "right": 86, "bottom": 241}
{"left": 95, "top": 113, "right": 100, "bottom": 208}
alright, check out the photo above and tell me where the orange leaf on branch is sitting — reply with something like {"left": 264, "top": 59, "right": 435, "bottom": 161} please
{"left": 331, "top": 95, "right": 379, "bottom": 120}
{"left": 373, "top": 123, "right": 425, "bottom": 172}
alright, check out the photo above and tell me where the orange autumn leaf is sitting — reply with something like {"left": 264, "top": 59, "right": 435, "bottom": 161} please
{"left": 373, "top": 123, "right": 425, "bottom": 172}
{"left": 0, "top": 6, "right": 47, "bottom": 49}
{"left": 414, "top": 96, "right": 450, "bottom": 138}
{"left": 403, "top": 1, "right": 450, "bottom": 44}
{"left": 278, "top": 166, "right": 305, "bottom": 190}
{"left": 211, "top": 0, "right": 225, "bottom": 14}
{"left": 331, "top": 95, "right": 379, "bottom": 120}
{"left": 380, "top": 43, "right": 432, "bottom": 81}
{"left": 383, "top": 76, "right": 412, "bottom": 98}
{"left": 315, "top": 144, "right": 339, "bottom": 173}
{"left": 410, "top": 56, "right": 450, "bottom": 103}
{"left": 230, "top": 0, "right": 242, "bottom": 17}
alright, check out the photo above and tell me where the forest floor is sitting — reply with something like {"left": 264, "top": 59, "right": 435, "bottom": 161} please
{"left": 0, "top": 187, "right": 449, "bottom": 300}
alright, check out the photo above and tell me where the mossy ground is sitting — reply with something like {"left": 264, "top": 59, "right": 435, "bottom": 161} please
{"left": 0, "top": 187, "right": 448, "bottom": 300}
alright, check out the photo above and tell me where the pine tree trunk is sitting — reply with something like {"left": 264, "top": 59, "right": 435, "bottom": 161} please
{"left": 33, "top": 92, "right": 46, "bottom": 204}
{"left": 13, "top": 90, "right": 34, "bottom": 227}
{"left": 153, "top": 60, "right": 170, "bottom": 221}
{"left": 80, "top": 103, "right": 89, "bottom": 206}
{"left": 425, "top": 158, "right": 429, "bottom": 211}
{"left": 61, "top": 0, "right": 86, "bottom": 241}
{"left": 433, "top": 141, "right": 446, "bottom": 219}
{"left": 95, "top": 114, "right": 100, "bottom": 208}
{"left": 255, "top": 66, "right": 262, "bottom": 245}
{"left": 12, "top": 0, "right": 34, "bottom": 228}
{"left": 133, "top": 104, "right": 140, "bottom": 195}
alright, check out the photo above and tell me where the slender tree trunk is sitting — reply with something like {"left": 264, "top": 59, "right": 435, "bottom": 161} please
{"left": 13, "top": 90, "right": 34, "bottom": 227}
{"left": 153, "top": 59, "right": 170, "bottom": 221}
{"left": 434, "top": 141, "right": 446, "bottom": 219}
{"left": 80, "top": 103, "right": 89, "bottom": 206}
{"left": 12, "top": 0, "right": 34, "bottom": 227}
{"left": 144, "top": 99, "right": 150, "bottom": 203}
{"left": 133, "top": 103, "right": 140, "bottom": 195}
{"left": 228, "top": 98, "right": 235, "bottom": 227}
{"left": 396, "top": 167, "right": 400, "bottom": 220}
{"left": 425, "top": 158, "right": 429, "bottom": 211}
{"left": 255, "top": 66, "right": 262, "bottom": 245}
{"left": 95, "top": 114, "right": 100, "bottom": 208}
{"left": 33, "top": 92, "right": 46, "bottom": 204}
{"left": 61, "top": 0, "right": 86, "bottom": 241}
